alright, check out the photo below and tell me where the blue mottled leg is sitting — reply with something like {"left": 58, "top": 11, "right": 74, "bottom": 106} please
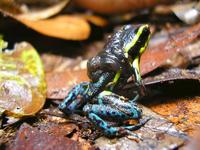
{"left": 59, "top": 72, "right": 114, "bottom": 114}
{"left": 83, "top": 104, "right": 145, "bottom": 137}
{"left": 87, "top": 112, "right": 149, "bottom": 137}
{"left": 83, "top": 104, "right": 139, "bottom": 121}
{"left": 86, "top": 72, "right": 114, "bottom": 98}
{"left": 93, "top": 91, "right": 142, "bottom": 118}
{"left": 87, "top": 113, "right": 121, "bottom": 136}
{"left": 58, "top": 82, "right": 89, "bottom": 114}
{"left": 83, "top": 91, "right": 149, "bottom": 137}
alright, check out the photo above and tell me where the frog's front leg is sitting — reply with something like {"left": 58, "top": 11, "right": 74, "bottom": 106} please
{"left": 85, "top": 72, "right": 114, "bottom": 99}
{"left": 83, "top": 91, "right": 149, "bottom": 137}
{"left": 131, "top": 57, "right": 146, "bottom": 102}
{"left": 59, "top": 72, "right": 114, "bottom": 114}
{"left": 58, "top": 82, "right": 89, "bottom": 114}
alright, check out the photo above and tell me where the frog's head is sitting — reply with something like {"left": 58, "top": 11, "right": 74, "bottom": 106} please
{"left": 122, "top": 24, "right": 151, "bottom": 59}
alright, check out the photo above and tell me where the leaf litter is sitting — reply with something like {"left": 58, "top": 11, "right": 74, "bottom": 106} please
{"left": 0, "top": 1, "right": 200, "bottom": 149}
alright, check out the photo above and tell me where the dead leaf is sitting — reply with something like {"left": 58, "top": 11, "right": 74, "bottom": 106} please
{"left": 9, "top": 123, "right": 92, "bottom": 150}
{"left": 36, "top": 122, "right": 78, "bottom": 137}
{"left": 140, "top": 22, "right": 200, "bottom": 75}
{"left": 0, "top": 0, "right": 22, "bottom": 14}
{"left": 76, "top": 14, "right": 108, "bottom": 27}
{"left": 17, "top": 0, "right": 70, "bottom": 21}
{"left": 74, "top": 0, "right": 173, "bottom": 14}
{"left": 143, "top": 68, "right": 200, "bottom": 85}
{"left": 46, "top": 69, "right": 89, "bottom": 99}
{"left": 17, "top": 15, "right": 91, "bottom": 40}
{"left": 0, "top": 1, "right": 91, "bottom": 40}
{"left": 0, "top": 42, "right": 46, "bottom": 117}
{"left": 143, "top": 97, "right": 200, "bottom": 136}
{"left": 0, "top": 0, "right": 70, "bottom": 20}
{"left": 41, "top": 54, "right": 83, "bottom": 73}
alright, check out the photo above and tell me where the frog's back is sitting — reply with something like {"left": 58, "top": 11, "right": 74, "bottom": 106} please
{"left": 101, "top": 27, "right": 132, "bottom": 73}
{"left": 87, "top": 26, "right": 133, "bottom": 81}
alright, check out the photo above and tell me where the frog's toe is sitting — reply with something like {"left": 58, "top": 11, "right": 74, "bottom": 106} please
{"left": 88, "top": 113, "right": 120, "bottom": 136}
{"left": 58, "top": 103, "right": 71, "bottom": 114}
{"left": 58, "top": 102, "right": 66, "bottom": 111}
{"left": 129, "top": 105, "right": 142, "bottom": 119}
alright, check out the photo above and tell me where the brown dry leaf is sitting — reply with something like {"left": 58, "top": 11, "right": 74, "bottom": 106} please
{"left": 46, "top": 69, "right": 89, "bottom": 99}
{"left": 143, "top": 68, "right": 200, "bottom": 85}
{"left": 76, "top": 14, "right": 108, "bottom": 27}
{"left": 0, "top": 0, "right": 22, "bottom": 14}
{"left": 41, "top": 54, "right": 84, "bottom": 73}
{"left": 42, "top": 54, "right": 89, "bottom": 99}
{"left": 140, "top": 22, "right": 200, "bottom": 75}
{"left": 9, "top": 123, "right": 92, "bottom": 150}
{"left": 144, "top": 97, "right": 200, "bottom": 136}
{"left": 16, "top": 0, "right": 70, "bottom": 21}
{"left": 0, "top": 0, "right": 70, "bottom": 20}
{"left": 0, "top": 1, "right": 91, "bottom": 40}
{"left": 17, "top": 15, "right": 91, "bottom": 40}
{"left": 74, "top": 0, "right": 173, "bottom": 14}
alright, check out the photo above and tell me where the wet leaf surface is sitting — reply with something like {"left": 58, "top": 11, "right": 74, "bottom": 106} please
{"left": 0, "top": 42, "right": 46, "bottom": 117}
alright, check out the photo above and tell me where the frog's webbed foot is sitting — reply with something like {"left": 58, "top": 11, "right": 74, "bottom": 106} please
{"left": 120, "top": 116, "right": 151, "bottom": 139}
{"left": 58, "top": 82, "right": 90, "bottom": 114}
{"left": 131, "top": 80, "right": 146, "bottom": 102}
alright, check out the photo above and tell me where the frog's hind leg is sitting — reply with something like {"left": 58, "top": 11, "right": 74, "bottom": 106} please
{"left": 83, "top": 92, "right": 148, "bottom": 137}
{"left": 93, "top": 91, "right": 142, "bottom": 119}
{"left": 86, "top": 111, "right": 149, "bottom": 138}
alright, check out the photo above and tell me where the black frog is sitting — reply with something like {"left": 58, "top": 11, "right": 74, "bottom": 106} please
{"left": 59, "top": 24, "right": 151, "bottom": 137}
